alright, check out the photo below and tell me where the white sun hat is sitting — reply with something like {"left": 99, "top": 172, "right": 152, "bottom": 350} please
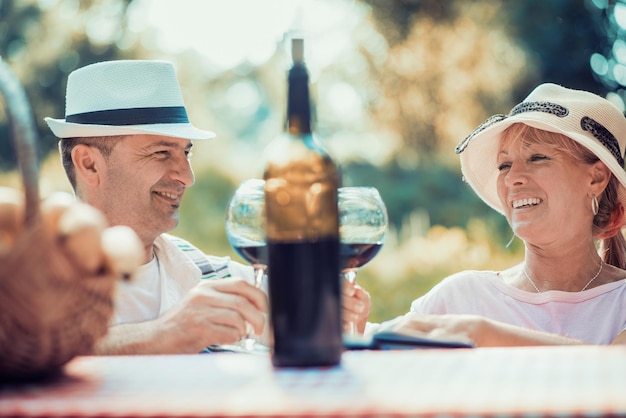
{"left": 45, "top": 60, "right": 215, "bottom": 140}
{"left": 455, "top": 83, "right": 626, "bottom": 215}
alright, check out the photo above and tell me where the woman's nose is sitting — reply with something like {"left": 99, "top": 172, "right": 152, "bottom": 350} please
{"left": 504, "top": 163, "right": 527, "bottom": 187}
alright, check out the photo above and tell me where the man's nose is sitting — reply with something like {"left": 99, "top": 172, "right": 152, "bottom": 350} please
{"left": 172, "top": 158, "right": 195, "bottom": 187}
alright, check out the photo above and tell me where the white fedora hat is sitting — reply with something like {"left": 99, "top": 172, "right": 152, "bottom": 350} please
{"left": 456, "top": 83, "right": 626, "bottom": 215}
{"left": 45, "top": 60, "right": 215, "bottom": 140}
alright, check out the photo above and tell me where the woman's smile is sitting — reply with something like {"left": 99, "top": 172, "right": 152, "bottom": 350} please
{"left": 512, "top": 197, "right": 542, "bottom": 209}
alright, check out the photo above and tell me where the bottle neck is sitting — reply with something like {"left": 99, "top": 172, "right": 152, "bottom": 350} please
{"left": 287, "top": 63, "right": 311, "bottom": 135}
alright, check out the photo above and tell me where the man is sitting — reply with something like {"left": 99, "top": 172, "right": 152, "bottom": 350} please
{"left": 45, "top": 60, "right": 267, "bottom": 354}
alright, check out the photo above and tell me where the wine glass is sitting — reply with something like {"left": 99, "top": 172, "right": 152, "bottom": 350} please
{"left": 338, "top": 186, "right": 388, "bottom": 334}
{"left": 225, "top": 178, "right": 268, "bottom": 350}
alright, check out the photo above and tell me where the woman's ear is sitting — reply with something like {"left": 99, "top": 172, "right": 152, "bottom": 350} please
{"left": 590, "top": 161, "right": 611, "bottom": 193}
{"left": 71, "top": 144, "right": 104, "bottom": 187}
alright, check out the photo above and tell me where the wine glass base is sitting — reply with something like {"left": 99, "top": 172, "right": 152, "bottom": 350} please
{"left": 240, "top": 338, "right": 270, "bottom": 354}
{"left": 208, "top": 341, "right": 269, "bottom": 355}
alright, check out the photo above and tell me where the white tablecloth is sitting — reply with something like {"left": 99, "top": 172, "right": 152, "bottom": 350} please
{"left": 1, "top": 346, "right": 625, "bottom": 417}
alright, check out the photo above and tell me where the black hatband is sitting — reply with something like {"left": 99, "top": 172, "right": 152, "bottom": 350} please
{"left": 66, "top": 106, "right": 189, "bottom": 126}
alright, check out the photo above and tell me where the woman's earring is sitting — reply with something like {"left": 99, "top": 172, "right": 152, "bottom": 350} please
{"left": 591, "top": 194, "right": 599, "bottom": 216}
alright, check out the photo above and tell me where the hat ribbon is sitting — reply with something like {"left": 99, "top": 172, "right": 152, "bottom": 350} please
{"left": 65, "top": 106, "right": 189, "bottom": 126}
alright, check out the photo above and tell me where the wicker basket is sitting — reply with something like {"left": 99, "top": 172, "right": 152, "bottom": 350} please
{"left": 0, "top": 59, "right": 117, "bottom": 382}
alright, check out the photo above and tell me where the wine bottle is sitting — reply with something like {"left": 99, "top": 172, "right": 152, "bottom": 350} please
{"left": 263, "top": 38, "right": 343, "bottom": 367}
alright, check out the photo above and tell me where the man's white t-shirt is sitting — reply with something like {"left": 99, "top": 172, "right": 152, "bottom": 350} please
{"left": 114, "top": 255, "right": 161, "bottom": 323}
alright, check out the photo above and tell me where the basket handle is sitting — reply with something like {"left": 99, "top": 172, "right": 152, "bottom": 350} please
{"left": 0, "top": 58, "right": 40, "bottom": 226}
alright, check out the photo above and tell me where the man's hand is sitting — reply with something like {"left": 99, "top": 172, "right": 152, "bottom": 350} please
{"left": 96, "top": 277, "right": 269, "bottom": 354}
{"left": 157, "top": 277, "right": 268, "bottom": 352}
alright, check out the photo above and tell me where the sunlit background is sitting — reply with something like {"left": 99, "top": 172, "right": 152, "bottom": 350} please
{"left": 2, "top": 0, "right": 626, "bottom": 321}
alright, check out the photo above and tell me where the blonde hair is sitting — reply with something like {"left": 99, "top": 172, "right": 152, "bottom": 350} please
{"left": 502, "top": 123, "right": 626, "bottom": 269}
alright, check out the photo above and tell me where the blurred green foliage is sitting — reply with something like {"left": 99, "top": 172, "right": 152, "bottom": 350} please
{"left": 173, "top": 166, "right": 235, "bottom": 254}
{"left": 0, "top": 0, "right": 135, "bottom": 170}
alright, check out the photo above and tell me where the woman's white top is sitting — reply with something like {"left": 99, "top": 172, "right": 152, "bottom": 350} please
{"left": 406, "top": 270, "right": 626, "bottom": 344}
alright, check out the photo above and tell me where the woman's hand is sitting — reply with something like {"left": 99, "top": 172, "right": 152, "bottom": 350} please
{"left": 386, "top": 313, "right": 481, "bottom": 345}
{"left": 342, "top": 279, "right": 371, "bottom": 334}
{"left": 387, "top": 312, "right": 585, "bottom": 347}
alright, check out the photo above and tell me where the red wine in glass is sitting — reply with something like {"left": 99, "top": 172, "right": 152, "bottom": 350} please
{"left": 232, "top": 244, "right": 268, "bottom": 270}
{"left": 338, "top": 187, "right": 388, "bottom": 335}
{"left": 341, "top": 242, "right": 383, "bottom": 270}
{"left": 225, "top": 179, "right": 268, "bottom": 350}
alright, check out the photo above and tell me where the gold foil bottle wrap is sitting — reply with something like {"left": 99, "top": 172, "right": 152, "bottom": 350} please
{"left": 264, "top": 135, "right": 340, "bottom": 242}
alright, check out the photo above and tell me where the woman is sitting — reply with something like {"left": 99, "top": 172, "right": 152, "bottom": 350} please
{"left": 349, "top": 83, "right": 626, "bottom": 345}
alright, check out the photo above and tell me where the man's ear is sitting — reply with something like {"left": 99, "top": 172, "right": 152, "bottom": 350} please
{"left": 72, "top": 144, "right": 104, "bottom": 187}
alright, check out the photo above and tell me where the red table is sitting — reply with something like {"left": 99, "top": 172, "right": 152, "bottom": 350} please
{"left": 1, "top": 346, "right": 625, "bottom": 417}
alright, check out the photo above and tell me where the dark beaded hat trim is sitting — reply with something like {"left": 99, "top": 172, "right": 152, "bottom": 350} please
{"left": 456, "top": 101, "right": 568, "bottom": 154}
{"left": 509, "top": 101, "right": 569, "bottom": 118}
{"left": 455, "top": 114, "right": 506, "bottom": 154}
{"left": 581, "top": 116, "right": 624, "bottom": 166}
{"left": 456, "top": 101, "right": 624, "bottom": 168}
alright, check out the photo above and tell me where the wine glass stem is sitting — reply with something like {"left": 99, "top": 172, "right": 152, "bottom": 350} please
{"left": 241, "top": 264, "right": 267, "bottom": 350}
{"left": 344, "top": 269, "right": 358, "bottom": 284}
{"left": 252, "top": 264, "right": 266, "bottom": 288}
{"left": 343, "top": 268, "right": 359, "bottom": 334}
